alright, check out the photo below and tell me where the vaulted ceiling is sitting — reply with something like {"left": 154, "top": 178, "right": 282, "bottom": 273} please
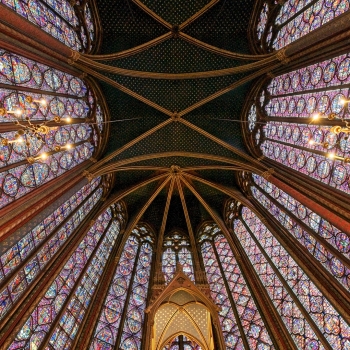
{"left": 93, "top": 0, "right": 259, "bottom": 236}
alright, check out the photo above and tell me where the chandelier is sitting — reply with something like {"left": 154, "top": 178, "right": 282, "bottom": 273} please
{"left": 308, "top": 98, "right": 350, "bottom": 163}
{"left": 0, "top": 96, "right": 74, "bottom": 164}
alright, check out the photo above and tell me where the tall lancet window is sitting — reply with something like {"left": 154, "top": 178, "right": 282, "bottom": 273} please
{"left": 226, "top": 202, "right": 350, "bottom": 349}
{"left": 0, "top": 48, "right": 105, "bottom": 209}
{"left": 0, "top": 0, "right": 97, "bottom": 51}
{"left": 162, "top": 231, "right": 194, "bottom": 283}
{"left": 0, "top": 176, "right": 105, "bottom": 321}
{"left": 90, "top": 224, "right": 154, "bottom": 350}
{"left": 250, "top": 173, "right": 350, "bottom": 291}
{"left": 245, "top": 51, "right": 350, "bottom": 195}
{"left": 255, "top": 1, "right": 350, "bottom": 50}
{"left": 198, "top": 223, "right": 274, "bottom": 350}
{"left": 8, "top": 202, "right": 126, "bottom": 350}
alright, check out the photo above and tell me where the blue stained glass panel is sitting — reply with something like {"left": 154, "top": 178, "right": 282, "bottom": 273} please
{"left": 0, "top": 178, "right": 101, "bottom": 320}
{"left": 8, "top": 206, "right": 113, "bottom": 350}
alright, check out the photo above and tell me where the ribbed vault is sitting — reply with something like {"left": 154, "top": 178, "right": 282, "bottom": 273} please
{"left": 77, "top": 0, "right": 277, "bottom": 237}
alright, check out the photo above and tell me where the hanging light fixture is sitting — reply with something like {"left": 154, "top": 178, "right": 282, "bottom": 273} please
{"left": 0, "top": 95, "right": 75, "bottom": 163}
{"left": 307, "top": 98, "right": 350, "bottom": 163}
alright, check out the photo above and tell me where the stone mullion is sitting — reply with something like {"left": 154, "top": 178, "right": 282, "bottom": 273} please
{"left": 268, "top": 173, "right": 350, "bottom": 234}
{"left": 263, "top": 158, "right": 350, "bottom": 216}
{"left": 72, "top": 223, "right": 129, "bottom": 350}
{"left": 38, "top": 0, "right": 75, "bottom": 29}
{"left": 180, "top": 176, "right": 296, "bottom": 349}
{"left": 223, "top": 226, "right": 296, "bottom": 350}
{"left": 0, "top": 4, "right": 73, "bottom": 60}
{"left": 0, "top": 83, "right": 82, "bottom": 99}
{"left": 254, "top": 184, "right": 350, "bottom": 270}
{"left": 282, "top": 38, "right": 350, "bottom": 76}
{"left": 210, "top": 240, "right": 250, "bottom": 350}
{"left": 39, "top": 218, "right": 115, "bottom": 349}
{"left": 0, "top": 199, "right": 103, "bottom": 347}
{"left": 274, "top": 0, "right": 318, "bottom": 30}
{"left": 239, "top": 218, "right": 333, "bottom": 350}
{"left": 250, "top": 197, "right": 350, "bottom": 322}
{"left": 114, "top": 244, "right": 142, "bottom": 350}
{"left": 75, "top": 229, "right": 125, "bottom": 350}
{"left": 277, "top": 12, "right": 350, "bottom": 72}
{"left": 269, "top": 81, "right": 350, "bottom": 99}
{"left": 155, "top": 177, "right": 175, "bottom": 268}
{"left": 176, "top": 176, "right": 203, "bottom": 282}
{"left": 0, "top": 161, "right": 91, "bottom": 238}
{"left": 264, "top": 136, "right": 328, "bottom": 157}
{"left": 0, "top": 186, "right": 101, "bottom": 291}
{"left": 72, "top": 0, "right": 92, "bottom": 52}
{"left": 0, "top": 184, "right": 101, "bottom": 295}
{"left": 0, "top": 31, "right": 80, "bottom": 77}
{"left": 141, "top": 249, "right": 156, "bottom": 350}
{"left": 262, "top": 143, "right": 350, "bottom": 224}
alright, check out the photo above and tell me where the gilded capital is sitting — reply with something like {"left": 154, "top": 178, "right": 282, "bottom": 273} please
{"left": 261, "top": 168, "right": 275, "bottom": 180}
{"left": 82, "top": 170, "right": 93, "bottom": 182}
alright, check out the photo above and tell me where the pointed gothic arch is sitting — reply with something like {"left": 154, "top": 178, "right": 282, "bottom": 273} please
{"left": 144, "top": 268, "right": 225, "bottom": 350}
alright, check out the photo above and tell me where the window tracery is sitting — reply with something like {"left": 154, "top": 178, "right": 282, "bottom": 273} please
{"left": 225, "top": 202, "right": 350, "bottom": 349}
{"left": 8, "top": 202, "right": 126, "bottom": 350}
{"left": 162, "top": 231, "right": 194, "bottom": 283}
{"left": 0, "top": 176, "right": 102, "bottom": 321}
{"left": 0, "top": 0, "right": 97, "bottom": 52}
{"left": 254, "top": 1, "right": 350, "bottom": 51}
{"left": 250, "top": 173, "right": 350, "bottom": 291}
{"left": 198, "top": 223, "right": 274, "bottom": 350}
{"left": 244, "top": 52, "right": 350, "bottom": 195}
{"left": 90, "top": 224, "right": 154, "bottom": 350}
{"left": 0, "top": 49, "right": 105, "bottom": 209}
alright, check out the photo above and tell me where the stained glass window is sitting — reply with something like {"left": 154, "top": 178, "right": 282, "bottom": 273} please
{"left": 0, "top": 177, "right": 102, "bottom": 321}
{"left": 199, "top": 223, "right": 274, "bottom": 350}
{"left": 226, "top": 203, "right": 350, "bottom": 349}
{"left": 247, "top": 52, "right": 350, "bottom": 195}
{"left": 8, "top": 203, "right": 126, "bottom": 350}
{"left": 251, "top": 173, "right": 350, "bottom": 291}
{"left": 0, "top": 0, "right": 97, "bottom": 52}
{"left": 162, "top": 248, "right": 176, "bottom": 284}
{"left": 0, "top": 49, "right": 104, "bottom": 209}
{"left": 257, "top": 3, "right": 269, "bottom": 43}
{"left": 256, "top": 1, "right": 350, "bottom": 50}
{"left": 162, "top": 231, "right": 194, "bottom": 283}
{"left": 90, "top": 225, "right": 154, "bottom": 350}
